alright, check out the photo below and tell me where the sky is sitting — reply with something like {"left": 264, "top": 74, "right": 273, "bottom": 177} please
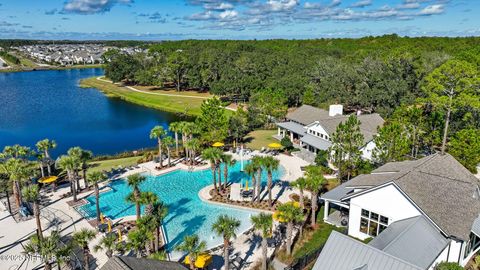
{"left": 0, "top": 0, "right": 479, "bottom": 40}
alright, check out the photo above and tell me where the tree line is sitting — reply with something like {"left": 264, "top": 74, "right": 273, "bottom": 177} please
{"left": 104, "top": 35, "right": 480, "bottom": 115}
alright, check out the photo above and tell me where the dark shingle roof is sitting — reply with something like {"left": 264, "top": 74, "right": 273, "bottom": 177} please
{"left": 343, "top": 153, "right": 480, "bottom": 241}
{"left": 313, "top": 231, "right": 422, "bottom": 270}
{"left": 369, "top": 216, "right": 449, "bottom": 269}
{"left": 101, "top": 256, "right": 188, "bottom": 270}
{"left": 285, "top": 105, "right": 384, "bottom": 144}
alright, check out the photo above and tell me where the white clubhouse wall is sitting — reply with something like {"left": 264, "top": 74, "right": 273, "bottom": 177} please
{"left": 348, "top": 184, "right": 421, "bottom": 240}
{"left": 360, "top": 140, "right": 376, "bottom": 160}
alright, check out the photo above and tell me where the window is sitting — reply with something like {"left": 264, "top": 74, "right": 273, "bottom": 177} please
{"left": 359, "top": 209, "right": 389, "bottom": 237}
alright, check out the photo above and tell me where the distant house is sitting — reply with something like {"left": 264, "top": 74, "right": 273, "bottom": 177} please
{"left": 101, "top": 256, "right": 188, "bottom": 270}
{"left": 316, "top": 153, "right": 480, "bottom": 269}
{"left": 276, "top": 105, "right": 384, "bottom": 160}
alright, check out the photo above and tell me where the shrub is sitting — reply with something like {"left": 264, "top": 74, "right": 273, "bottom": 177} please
{"left": 434, "top": 262, "right": 463, "bottom": 270}
{"left": 280, "top": 137, "right": 293, "bottom": 150}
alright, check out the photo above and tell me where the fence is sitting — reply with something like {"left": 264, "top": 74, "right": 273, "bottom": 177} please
{"left": 284, "top": 245, "right": 324, "bottom": 270}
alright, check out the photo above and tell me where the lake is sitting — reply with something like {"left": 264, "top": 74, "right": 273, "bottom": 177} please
{"left": 0, "top": 68, "right": 185, "bottom": 157}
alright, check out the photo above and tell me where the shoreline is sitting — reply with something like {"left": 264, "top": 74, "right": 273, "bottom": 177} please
{"left": 0, "top": 64, "right": 104, "bottom": 73}
{"left": 79, "top": 76, "right": 212, "bottom": 117}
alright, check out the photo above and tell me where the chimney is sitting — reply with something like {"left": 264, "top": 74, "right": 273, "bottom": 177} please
{"left": 329, "top": 104, "right": 343, "bottom": 117}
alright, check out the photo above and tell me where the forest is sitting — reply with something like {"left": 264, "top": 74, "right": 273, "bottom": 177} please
{"left": 103, "top": 35, "right": 480, "bottom": 173}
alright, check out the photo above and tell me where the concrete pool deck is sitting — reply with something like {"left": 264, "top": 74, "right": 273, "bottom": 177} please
{"left": 0, "top": 152, "right": 311, "bottom": 269}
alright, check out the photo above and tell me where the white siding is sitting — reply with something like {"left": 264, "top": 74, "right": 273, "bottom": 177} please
{"left": 306, "top": 122, "right": 330, "bottom": 140}
{"left": 361, "top": 140, "right": 376, "bottom": 160}
{"left": 449, "top": 240, "right": 463, "bottom": 264}
{"left": 348, "top": 184, "right": 421, "bottom": 240}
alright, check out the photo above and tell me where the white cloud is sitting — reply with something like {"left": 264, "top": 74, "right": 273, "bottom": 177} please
{"left": 420, "top": 4, "right": 444, "bottom": 15}
{"left": 63, "top": 0, "right": 132, "bottom": 14}
{"left": 350, "top": 0, "right": 372, "bottom": 8}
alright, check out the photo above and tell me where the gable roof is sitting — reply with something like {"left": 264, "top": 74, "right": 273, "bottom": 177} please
{"left": 312, "top": 231, "right": 422, "bottom": 270}
{"left": 341, "top": 153, "right": 480, "bottom": 241}
{"left": 369, "top": 216, "right": 449, "bottom": 269}
{"left": 285, "top": 105, "right": 384, "bottom": 144}
{"left": 101, "top": 256, "right": 188, "bottom": 270}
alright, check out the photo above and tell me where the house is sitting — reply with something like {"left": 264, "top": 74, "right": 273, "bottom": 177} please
{"left": 101, "top": 256, "right": 188, "bottom": 270}
{"left": 276, "top": 105, "right": 384, "bottom": 160}
{"left": 316, "top": 153, "right": 480, "bottom": 269}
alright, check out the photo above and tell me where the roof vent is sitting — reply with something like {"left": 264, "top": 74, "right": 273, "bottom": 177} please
{"left": 329, "top": 104, "right": 343, "bottom": 117}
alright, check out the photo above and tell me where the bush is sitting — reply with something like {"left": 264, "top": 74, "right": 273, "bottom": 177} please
{"left": 280, "top": 137, "right": 293, "bottom": 150}
{"left": 434, "top": 262, "right": 463, "bottom": 270}
{"left": 315, "top": 150, "right": 329, "bottom": 167}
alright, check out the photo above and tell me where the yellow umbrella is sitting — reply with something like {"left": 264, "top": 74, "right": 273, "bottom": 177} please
{"left": 100, "top": 213, "right": 105, "bottom": 224}
{"left": 245, "top": 179, "right": 249, "bottom": 191}
{"left": 117, "top": 230, "right": 122, "bottom": 241}
{"left": 38, "top": 176, "right": 58, "bottom": 184}
{"left": 184, "top": 253, "right": 213, "bottom": 268}
{"left": 212, "top": 142, "right": 225, "bottom": 147}
{"left": 107, "top": 220, "right": 112, "bottom": 233}
{"left": 268, "top": 142, "right": 282, "bottom": 149}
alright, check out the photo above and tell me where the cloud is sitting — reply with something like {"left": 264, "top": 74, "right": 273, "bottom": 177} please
{"left": 63, "top": 0, "right": 133, "bottom": 14}
{"left": 137, "top": 12, "right": 167, "bottom": 23}
{"left": 350, "top": 0, "right": 372, "bottom": 8}
{"left": 0, "top": 21, "right": 20, "bottom": 27}
{"left": 420, "top": 4, "right": 444, "bottom": 15}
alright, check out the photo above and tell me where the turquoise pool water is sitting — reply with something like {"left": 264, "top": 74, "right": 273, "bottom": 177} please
{"left": 78, "top": 162, "right": 284, "bottom": 253}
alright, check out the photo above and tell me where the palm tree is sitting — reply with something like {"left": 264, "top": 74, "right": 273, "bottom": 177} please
{"left": 80, "top": 149, "right": 93, "bottom": 189}
{"left": 251, "top": 213, "right": 273, "bottom": 270}
{"left": 202, "top": 148, "right": 222, "bottom": 193}
{"left": 137, "top": 215, "right": 157, "bottom": 256}
{"left": 36, "top": 139, "right": 57, "bottom": 176}
{"left": 212, "top": 215, "right": 241, "bottom": 270}
{"left": 304, "top": 166, "right": 327, "bottom": 227}
{"left": 169, "top": 122, "right": 182, "bottom": 156}
{"left": 126, "top": 173, "right": 146, "bottom": 220}
{"left": 0, "top": 158, "right": 31, "bottom": 208}
{"left": 57, "top": 155, "right": 80, "bottom": 202}
{"left": 152, "top": 201, "right": 168, "bottom": 252}
{"left": 140, "top": 191, "right": 158, "bottom": 216}
{"left": 175, "top": 234, "right": 206, "bottom": 270}
{"left": 186, "top": 138, "right": 200, "bottom": 166}
{"left": 162, "top": 136, "right": 175, "bottom": 167}
{"left": 127, "top": 228, "right": 152, "bottom": 258}
{"left": 277, "top": 202, "right": 304, "bottom": 255}
{"left": 94, "top": 233, "right": 117, "bottom": 258}
{"left": 182, "top": 122, "right": 197, "bottom": 160}
{"left": 67, "top": 147, "right": 84, "bottom": 191}
{"left": 150, "top": 126, "right": 167, "bottom": 169}
{"left": 23, "top": 231, "right": 61, "bottom": 270}
{"left": 290, "top": 177, "right": 307, "bottom": 210}
{"left": 251, "top": 156, "right": 264, "bottom": 202}
{"left": 87, "top": 171, "right": 107, "bottom": 223}
{"left": 262, "top": 156, "right": 280, "bottom": 206}
{"left": 222, "top": 154, "right": 236, "bottom": 190}
{"left": 22, "top": 185, "right": 43, "bottom": 240}
{"left": 73, "top": 228, "right": 96, "bottom": 270}
{"left": 36, "top": 152, "right": 46, "bottom": 178}
{"left": 3, "top": 144, "right": 33, "bottom": 160}
{"left": 244, "top": 163, "right": 257, "bottom": 201}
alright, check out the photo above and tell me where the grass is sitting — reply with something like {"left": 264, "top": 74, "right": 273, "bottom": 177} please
{"left": 244, "top": 129, "right": 278, "bottom": 150}
{"left": 80, "top": 77, "right": 212, "bottom": 117}
{"left": 88, "top": 156, "right": 140, "bottom": 173}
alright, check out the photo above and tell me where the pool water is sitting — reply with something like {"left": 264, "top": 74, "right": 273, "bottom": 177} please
{"left": 78, "top": 162, "right": 284, "bottom": 253}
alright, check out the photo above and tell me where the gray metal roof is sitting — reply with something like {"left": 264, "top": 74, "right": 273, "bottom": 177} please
{"left": 322, "top": 181, "right": 356, "bottom": 203}
{"left": 101, "top": 256, "right": 188, "bottom": 270}
{"left": 369, "top": 216, "right": 449, "bottom": 269}
{"left": 341, "top": 153, "right": 480, "bottom": 241}
{"left": 300, "top": 134, "right": 332, "bottom": 151}
{"left": 472, "top": 215, "right": 480, "bottom": 237}
{"left": 312, "top": 231, "right": 422, "bottom": 270}
{"left": 277, "top": 121, "right": 306, "bottom": 136}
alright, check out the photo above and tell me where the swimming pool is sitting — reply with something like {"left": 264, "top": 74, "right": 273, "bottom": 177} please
{"left": 78, "top": 162, "right": 284, "bottom": 254}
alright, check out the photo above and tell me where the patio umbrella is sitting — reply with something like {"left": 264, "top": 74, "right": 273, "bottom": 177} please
{"left": 268, "top": 142, "right": 282, "bottom": 149}
{"left": 212, "top": 142, "right": 225, "bottom": 147}
{"left": 184, "top": 253, "right": 213, "bottom": 268}
{"left": 117, "top": 230, "right": 122, "bottom": 241}
{"left": 38, "top": 176, "right": 58, "bottom": 184}
{"left": 245, "top": 179, "right": 249, "bottom": 191}
{"left": 107, "top": 220, "right": 112, "bottom": 232}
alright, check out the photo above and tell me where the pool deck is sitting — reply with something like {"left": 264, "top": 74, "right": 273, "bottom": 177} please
{"left": 0, "top": 151, "right": 311, "bottom": 270}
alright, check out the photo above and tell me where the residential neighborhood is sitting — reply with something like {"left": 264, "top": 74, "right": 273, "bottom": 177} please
{"left": 10, "top": 44, "right": 145, "bottom": 66}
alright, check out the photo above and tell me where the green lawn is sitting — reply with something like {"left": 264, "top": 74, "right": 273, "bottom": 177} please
{"left": 88, "top": 156, "right": 140, "bottom": 173}
{"left": 244, "top": 129, "right": 278, "bottom": 150}
{"left": 80, "top": 77, "right": 212, "bottom": 117}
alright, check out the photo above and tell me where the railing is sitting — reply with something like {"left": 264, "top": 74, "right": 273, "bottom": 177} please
{"left": 284, "top": 245, "right": 324, "bottom": 270}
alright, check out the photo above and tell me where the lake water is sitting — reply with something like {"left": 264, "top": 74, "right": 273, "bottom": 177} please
{"left": 0, "top": 68, "right": 184, "bottom": 156}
